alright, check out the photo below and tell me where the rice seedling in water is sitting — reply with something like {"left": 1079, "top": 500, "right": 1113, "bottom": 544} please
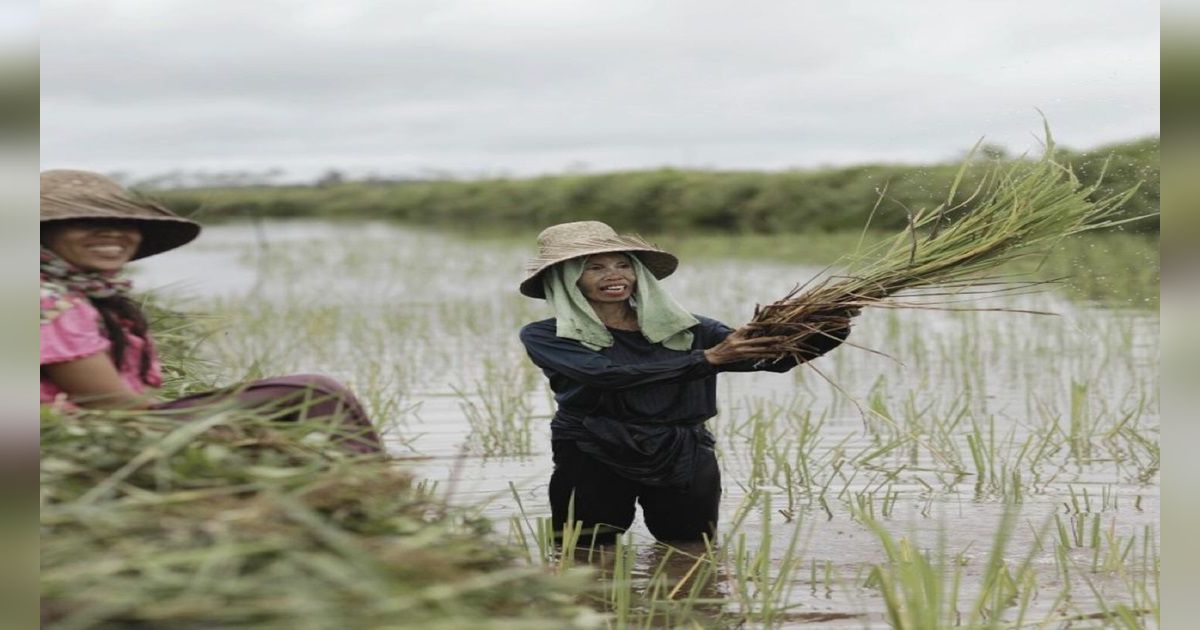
{"left": 121, "top": 220, "right": 1158, "bottom": 627}
{"left": 455, "top": 358, "right": 537, "bottom": 456}
{"left": 859, "top": 506, "right": 1052, "bottom": 629}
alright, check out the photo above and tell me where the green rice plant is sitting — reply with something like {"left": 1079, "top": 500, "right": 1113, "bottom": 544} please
{"left": 861, "top": 530, "right": 959, "bottom": 629}
{"left": 1068, "top": 379, "right": 1095, "bottom": 462}
{"left": 1118, "top": 424, "right": 1161, "bottom": 484}
{"left": 1056, "top": 513, "right": 1103, "bottom": 550}
{"left": 507, "top": 512, "right": 734, "bottom": 627}
{"left": 606, "top": 534, "right": 638, "bottom": 625}
{"left": 1053, "top": 542, "right": 1158, "bottom": 628}
{"left": 745, "top": 402, "right": 775, "bottom": 487}
{"left": 859, "top": 506, "right": 1052, "bottom": 629}
{"left": 961, "top": 414, "right": 1033, "bottom": 502}
{"left": 124, "top": 219, "right": 1158, "bottom": 625}
{"left": 1094, "top": 523, "right": 1139, "bottom": 575}
{"left": 714, "top": 491, "right": 814, "bottom": 626}
{"left": 455, "top": 358, "right": 535, "bottom": 456}
{"left": 352, "top": 357, "right": 418, "bottom": 436}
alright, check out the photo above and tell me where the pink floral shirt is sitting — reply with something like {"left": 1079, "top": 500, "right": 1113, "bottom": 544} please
{"left": 40, "top": 283, "right": 162, "bottom": 405}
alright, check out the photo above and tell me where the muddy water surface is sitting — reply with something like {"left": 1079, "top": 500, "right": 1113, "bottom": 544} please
{"left": 134, "top": 220, "right": 1159, "bottom": 626}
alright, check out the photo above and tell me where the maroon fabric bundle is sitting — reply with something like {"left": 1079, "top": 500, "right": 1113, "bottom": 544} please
{"left": 154, "top": 374, "right": 383, "bottom": 454}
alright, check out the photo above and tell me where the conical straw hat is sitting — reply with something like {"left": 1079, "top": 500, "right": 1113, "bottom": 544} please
{"left": 519, "top": 220, "right": 678, "bottom": 299}
{"left": 40, "top": 170, "right": 201, "bottom": 259}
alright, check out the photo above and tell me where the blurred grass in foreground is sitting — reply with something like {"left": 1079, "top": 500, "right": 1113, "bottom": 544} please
{"left": 40, "top": 409, "right": 591, "bottom": 628}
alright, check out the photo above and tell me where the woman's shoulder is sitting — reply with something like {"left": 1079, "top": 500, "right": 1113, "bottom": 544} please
{"left": 40, "top": 281, "right": 109, "bottom": 365}
{"left": 40, "top": 280, "right": 95, "bottom": 326}
{"left": 688, "top": 314, "right": 734, "bottom": 345}
{"left": 519, "top": 318, "right": 557, "bottom": 341}
{"left": 690, "top": 314, "right": 730, "bottom": 332}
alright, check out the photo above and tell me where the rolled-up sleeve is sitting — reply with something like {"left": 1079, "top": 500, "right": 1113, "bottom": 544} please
{"left": 520, "top": 323, "right": 718, "bottom": 390}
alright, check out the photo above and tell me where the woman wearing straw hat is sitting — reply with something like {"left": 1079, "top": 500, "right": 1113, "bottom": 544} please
{"left": 39, "top": 170, "right": 382, "bottom": 454}
{"left": 519, "top": 221, "right": 852, "bottom": 544}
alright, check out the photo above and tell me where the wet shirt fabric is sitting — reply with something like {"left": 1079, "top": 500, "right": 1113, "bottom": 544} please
{"left": 520, "top": 315, "right": 848, "bottom": 489}
{"left": 40, "top": 283, "right": 162, "bottom": 405}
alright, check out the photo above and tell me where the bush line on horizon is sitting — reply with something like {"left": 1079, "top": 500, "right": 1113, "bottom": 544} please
{"left": 150, "top": 136, "right": 1158, "bottom": 234}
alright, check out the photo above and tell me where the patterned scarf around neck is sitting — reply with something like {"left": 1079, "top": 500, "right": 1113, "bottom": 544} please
{"left": 40, "top": 247, "right": 132, "bottom": 299}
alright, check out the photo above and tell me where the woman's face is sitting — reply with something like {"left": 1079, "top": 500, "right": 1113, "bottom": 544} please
{"left": 577, "top": 253, "right": 636, "bottom": 304}
{"left": 43, "top": 221, "right": 143, "bottom": 272}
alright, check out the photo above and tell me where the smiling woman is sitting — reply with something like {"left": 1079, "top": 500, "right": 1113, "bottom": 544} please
{"left": 43, "top": 220, "right": 143, "bottom": 271}
{"left": 39, "top": 170, "right": 383, "bottom": 454}
{"left": 518, "top": 221, "right": 857, "bottom": 544}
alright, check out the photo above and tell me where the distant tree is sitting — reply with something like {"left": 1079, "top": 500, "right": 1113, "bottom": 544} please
{"left": 316, "top": 169, "right": 346, "bottom": 188}
{"left": 979, "top": 143, "right": 1009, "bottom": 160}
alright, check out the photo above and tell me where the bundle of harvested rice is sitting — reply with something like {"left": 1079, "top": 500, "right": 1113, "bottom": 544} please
{"left": 748, "top": 127, "right": 1148, "bottom": 357}
{"left": 40, "top": 406, "right": 589, "bottom": 628}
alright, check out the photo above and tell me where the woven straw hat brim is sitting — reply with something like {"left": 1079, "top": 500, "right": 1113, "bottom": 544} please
{"left": 41, "top": 190, "right": 201, "bottom": 260}
{"left": 40, "top": 215, "right": 201, "bottom": 260}
{"left": 519, "top": 236, "right": 678, "bottom": 299}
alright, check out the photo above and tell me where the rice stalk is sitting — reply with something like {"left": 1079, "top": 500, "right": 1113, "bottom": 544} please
{"left": 748, "top": 125, "right": 1148, "bottom": 356}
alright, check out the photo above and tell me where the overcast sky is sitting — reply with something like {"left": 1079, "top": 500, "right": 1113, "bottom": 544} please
{"left": 41, "top": 0, "right": 1159, "bottom": 182}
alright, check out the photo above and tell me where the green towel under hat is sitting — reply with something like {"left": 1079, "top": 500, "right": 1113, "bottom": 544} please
{"left": 542, "top": 255, "right": 698, "bottom": 351}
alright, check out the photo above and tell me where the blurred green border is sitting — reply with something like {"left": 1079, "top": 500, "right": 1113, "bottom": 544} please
{"left": 1, "top": 43, "right": 39, "bottom": 630}
{"left": 1160, "top": 8, "right": 1195, "bottom": 627}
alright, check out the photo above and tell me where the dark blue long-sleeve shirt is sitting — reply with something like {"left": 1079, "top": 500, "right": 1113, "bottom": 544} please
{"left": 519, "top": 315, "right": 848, "bottom": 488}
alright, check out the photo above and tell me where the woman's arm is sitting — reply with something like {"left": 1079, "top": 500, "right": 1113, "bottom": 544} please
{"left": 520, "top": 322, "right": 791, "bottom": 390}
{"left": 520, "top": 321, "right": 734, "bottom": 391}
{"left": 43, "top": 354, "right": 153, "bottom": 409}
{"left": 520, "top": 324, "right": 717, "bottom": 390}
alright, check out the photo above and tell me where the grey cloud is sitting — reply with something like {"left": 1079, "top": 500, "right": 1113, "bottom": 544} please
{"left": 42, "top": 0, "right": 1158, "bottom": 179}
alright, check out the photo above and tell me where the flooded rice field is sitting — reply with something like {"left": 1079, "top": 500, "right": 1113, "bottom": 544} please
{"left": 133, "top": 219, "right": 1159, "bottom": 627}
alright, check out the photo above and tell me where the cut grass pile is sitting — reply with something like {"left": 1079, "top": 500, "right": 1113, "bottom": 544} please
{"left": 40, "top": 356, "right": 590, "bottom": 629}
